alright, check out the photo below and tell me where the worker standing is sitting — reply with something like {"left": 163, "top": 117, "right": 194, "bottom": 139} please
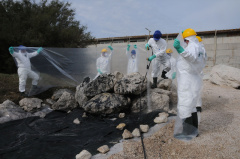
{"left": 94, "top": 46, "right": 113, "bottom": 79}
{"left": 173, "top": 28, "right": 205, "bottom": 140}
{"left": 165, "top": 48, "right": 177, "bottom": 80}
{"left": 145, "top": 30, "right": 170, "bottom": 88}
{"left": 126, "top": 44, "right": 138, "bottom": 74}
{"left": 9, "top": 45, "right": 42, "bottom": 96}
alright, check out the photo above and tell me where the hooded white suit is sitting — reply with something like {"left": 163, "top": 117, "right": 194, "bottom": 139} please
{"left": 176, "top": 35, "right": 205, "bottom": 119}
{"left": 147, "top": 38, "right": 170, "bottom": 77}
{"left": 11, "top": 51, "right": 39, "bottom": 92}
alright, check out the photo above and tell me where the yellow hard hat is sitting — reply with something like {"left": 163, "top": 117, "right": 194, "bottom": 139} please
{"left": 166, "top": 48, "right": 173, "bottom": 53}
{"left": 196, "top": 36, "right": 202, "bottom": 42}
{"left": 182, "top": 28, "right": 197, "bottom": 39}
{"left": 101, "top": 48, "right": 107, "bottom": 53}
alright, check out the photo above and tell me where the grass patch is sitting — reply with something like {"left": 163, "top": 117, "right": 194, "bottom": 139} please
{"left": 0, "top": 73, "right": 76, "bottom": 104}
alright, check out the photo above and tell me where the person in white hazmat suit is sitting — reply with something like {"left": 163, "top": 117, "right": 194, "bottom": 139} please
{"left": 145, "top": 30, "right": 171, "bottom": 88}
{"left": 126, "top": 44, "right": 138, "bottom": 74}
{"left": 173, "top": 28, "right": 205, "bottom": 140}
{"left": 94, "top": 46, "right": 113, "bottom": 79}
{"left": 9, "top": 45, "right": 42, "bottom": 96}
{"left": 165, "top": 48, "right": 177, "bottom": 80}
{"left": 196, "top": 36, "right": 208, "bottom": 123}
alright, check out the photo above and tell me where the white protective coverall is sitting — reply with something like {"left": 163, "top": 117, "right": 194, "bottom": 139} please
{"left": 94, "top": 51, "right": 112, "bottom": 79}
{"left": 166, "top": 54, "right": 177, "bottom": 79}
{"left": 147, "top": 38, "right": 170, "bottom": 77}
{"left": 196, "top": 42, "right": 207, "bottom": 108}
{"left": 126, "top": 49, "right": 138, "bottom": 74}
{"left": 196, "top": 41, "right": 207, "bottom": 123}
{"left": 176, "top": 35, "right": 205, "bottom": 119}
{"left": 11, "top": 51, "right": 39, "bottom": 92}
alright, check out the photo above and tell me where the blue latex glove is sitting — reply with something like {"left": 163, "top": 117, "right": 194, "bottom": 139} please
{"left": 134, "top": 44, "right": 137, "bottom": 49}
{"left": 9, "top": 47, "right": 14, "bottom": 54}
{"left": 147, "top": 54, "right": 156, "bottom": 61}
{"left": 127, "top": 44, "right": 130, "bottom": 51}
{"left": 37, "top": 47, "right": 43, "bottom": 54}
{"left": 97, "top": 69, "right": 103, "bottom": 74}
{"left": 172, "top": 72, "right": 176, "bottom": 79}
{"left": 145, "top": 43, "right": 149, "bottom": 50}
{"left": 173, "top": 39, "right": 184, "bottom": 53}
{"left": 108, "top": 45, "right": 113, "bottom": 50}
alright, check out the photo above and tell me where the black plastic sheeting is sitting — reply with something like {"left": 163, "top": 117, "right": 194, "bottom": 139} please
{"left": 0, "top": 109, "right": 165, "bottom": 159}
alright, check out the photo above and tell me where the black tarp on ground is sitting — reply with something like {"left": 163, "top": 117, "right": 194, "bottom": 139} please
{"left": 0, "top": 109, "right": 165, "bottom": 159}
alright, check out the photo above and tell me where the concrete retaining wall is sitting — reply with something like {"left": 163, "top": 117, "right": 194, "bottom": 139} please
{"left": 90, "top": 35, "right": 240, "bottom": 74}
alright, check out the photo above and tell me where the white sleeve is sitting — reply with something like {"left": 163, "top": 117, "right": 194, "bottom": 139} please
{"left": 28, "top": 51, "right": 38, "bottom": 58}
{"left": 180, "top": 44, "right": 198, "bottom": 62}
{"left": 96, "top": 58, "right": 100, "bottom": 70}
{"left": 11, "top": 51, "right": 18, "bottom": 58}
{"left": 126, "top": 49, "right": 131, "bottom": 58}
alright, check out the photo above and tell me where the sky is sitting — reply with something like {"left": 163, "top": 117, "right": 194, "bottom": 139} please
{"left": 55, "top": 0, "right": 240, "bottom": 38}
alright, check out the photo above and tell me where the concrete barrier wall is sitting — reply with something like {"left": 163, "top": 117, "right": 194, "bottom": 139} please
{"left": 90, "top": 35, "right": 240, "bottom": 74}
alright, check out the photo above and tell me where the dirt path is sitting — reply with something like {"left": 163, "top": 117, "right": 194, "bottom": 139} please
{"left": 107, "top": 81, "right": 240, "bottom": 159}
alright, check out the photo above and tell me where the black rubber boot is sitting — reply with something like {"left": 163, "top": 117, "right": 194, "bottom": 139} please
{"left": 20, "top": 92, "right": 28, "bottom": 97}
{"left": 151, "top": 77, "right": 157, "bottom": 89}
{"left": 192, "top": 112, "right": 198, "bottom": 129}
{"left": 192, "top": 112, "right": 199, "bottom": 137}
{"left": 161, "top": 70, "right": 168, "bottom": 79}
{"left": 182, "top": 116, "right": 194, "bottom": 135}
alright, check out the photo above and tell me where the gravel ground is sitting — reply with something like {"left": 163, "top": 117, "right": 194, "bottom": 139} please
{"left": 101, "top": 81, "right": 240, "bottom": 159}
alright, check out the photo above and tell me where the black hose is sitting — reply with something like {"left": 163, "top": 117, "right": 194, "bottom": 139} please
{"left": 138, "top": 47, "right": 153, "bottom": 159}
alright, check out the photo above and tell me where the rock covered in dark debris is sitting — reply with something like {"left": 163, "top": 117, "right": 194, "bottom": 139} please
{"left": 114, "top": 72, "right": 147, "bottom": 95}
{"left": 82, "top": 93, "right": 131, "bottom": 115}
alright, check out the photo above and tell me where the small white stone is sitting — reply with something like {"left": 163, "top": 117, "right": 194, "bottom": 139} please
{"left": 97, "top": 145, "right": 110, "bottom": 154}
{"left": 73, "top": 118, "right": 80, "bottom": 124}
{"left": 116, "top": 123, "right": 126, "bottom": 130}
{"left": 158, "top": 112, "right": 169, "bottom": 117}
{"left": 110, "top": 118, "right": 117, "bottom": 121}
{"left": 140, "top": 125, "right": 149, "bottom": 133}
{"left": 119, "top": 113, "right": 125, "bottom": 118}
{"left": 82, "top": 112, "right": 88, "bottom": 118}
{"left": 122, "top": 129, "right": 133, "bottom": 139}
{"left": 132, "top": 128, "right": 141, "bottom": 137}
{"left": 75, "top": 150, "right": 92, "bottom": 159}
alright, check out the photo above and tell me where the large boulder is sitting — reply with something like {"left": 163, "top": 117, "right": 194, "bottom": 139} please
{"left": 157, "top": 79, "right": 172, "bottom": 91}
{"left": 150, "top": 89, "right": 170, "bottom": 111}
{"left": 82, "top": 93, "right": 131, "bottom": 115}
{"left": 210, "top": 64, "right": 240, "bottom": 88}
{"left": 19, "top": 98, "right": 43, "bottom": 112}
{"left": 75, "top": 83, "right": 89, "bottom": 107}
{"left": 131, "top": 94, "right": 148, "bottom": 113}
{"left": 131, "top": 88, "right": 170, "bottom": 113}
{"left": 52, "top": 91, "right": 78, "bottom": 111}
{"left": 52, "top": 89, "right": 74, "bottom": 101}
{"left": 83, "top": 74, "right": 116, "bottom": 97}
{"left": 0, "top": 100, "right": 32, "bottom": 124}
{"left": 114, "top": 72, "right": 147, "bottom": 95}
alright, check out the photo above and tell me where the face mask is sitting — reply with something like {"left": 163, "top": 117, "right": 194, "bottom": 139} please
{"left": 131, "top": 55, "right": 136, "bottom": 59}
{"left": 103, "top": 52, "right": 108, "bottom": 57}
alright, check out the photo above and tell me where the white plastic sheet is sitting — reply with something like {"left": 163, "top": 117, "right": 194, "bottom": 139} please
{"left": 11, "top": 45, "right": 153, "bottom": 96}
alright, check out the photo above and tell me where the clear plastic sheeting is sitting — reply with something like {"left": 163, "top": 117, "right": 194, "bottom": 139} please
{"left": 173, "top": 114, "right": 198, "bottom": 141}
{"left": 10, "top": 45, "right": 152, "bottom": 96}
